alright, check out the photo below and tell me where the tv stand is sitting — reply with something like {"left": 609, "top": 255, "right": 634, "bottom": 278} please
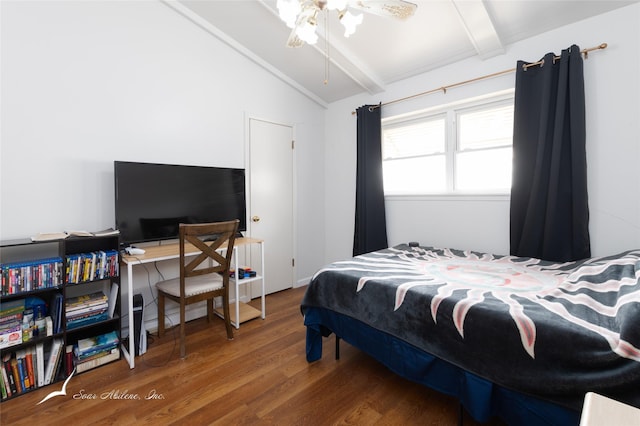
{"left": 120, "top": 237, "right": 265, "bottom": 369}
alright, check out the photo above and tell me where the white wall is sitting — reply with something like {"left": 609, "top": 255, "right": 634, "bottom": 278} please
{"left": 1, "top": 1, "right": 326, "bottom": 328}
{"left": 324, "top": 3, "right": 640, "bottom": 262}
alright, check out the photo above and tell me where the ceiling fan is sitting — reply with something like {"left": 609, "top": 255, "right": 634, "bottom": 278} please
{"left": 276, "top": 0, "right": 418, "bottom": 48}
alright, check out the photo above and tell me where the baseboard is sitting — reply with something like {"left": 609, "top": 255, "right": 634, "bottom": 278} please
{"left": 295, "top": 277, "right": 311, "bottom": 288}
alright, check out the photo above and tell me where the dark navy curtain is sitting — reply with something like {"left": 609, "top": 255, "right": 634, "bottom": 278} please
{"left": 353, "top": 104, "right": 388, "bottom": 256}
{"left": 510, "top": 45, "right": 591, "bottom": 262}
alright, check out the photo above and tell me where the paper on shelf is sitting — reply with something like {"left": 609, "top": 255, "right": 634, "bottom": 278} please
{"left": 31, "top": 232, "right": 69, "bottom": 242}
{"left": 92, "top": 228, "right": 120, "bottom": 236}
{"left": 65, "top": 230, "right": 93, "bottom": 237}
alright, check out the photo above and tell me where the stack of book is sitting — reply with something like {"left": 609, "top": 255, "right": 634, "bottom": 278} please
{"left": 1, "top": 257, "right": 63, "bottom": 295}
{"left": 65, "top": 291, "right": 108, "bottom": 330}
{"left": 0, "top": 338, "right": 64, "bottom": 400}
{"left": 66, "top": 250, "right": 119, "bottom": 284}
{"left": 0, "top": 300, "right": 24, "bottom": 349}
{"left": 75, "top": 331, "right": 119, "bottom": 373}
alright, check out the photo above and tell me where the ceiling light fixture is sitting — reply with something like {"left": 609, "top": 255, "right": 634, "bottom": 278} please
{"left": 277, "top": 0, "right": 362, "bottom": 46}
{"left": 277, "top": 0, "right": 417, "bottom": 48}
{"left": 276, "top": 0, "right": 417, "bottom": 85}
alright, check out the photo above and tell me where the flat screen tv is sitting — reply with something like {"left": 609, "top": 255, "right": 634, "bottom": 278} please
{"left": 114, "top": 161, "right": 246, "bottom": 247}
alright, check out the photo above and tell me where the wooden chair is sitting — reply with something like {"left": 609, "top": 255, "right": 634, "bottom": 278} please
{"left": 156, "top": 220, "right": 239, "bottom": 358}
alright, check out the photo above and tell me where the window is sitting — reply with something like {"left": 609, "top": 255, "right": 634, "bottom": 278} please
{"left": 382, "top": 93, "right": 514, "bottom": 195}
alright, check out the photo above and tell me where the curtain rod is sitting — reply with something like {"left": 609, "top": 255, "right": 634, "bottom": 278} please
{"left": 353, "top": 43, "right": 607, "bottom": 114}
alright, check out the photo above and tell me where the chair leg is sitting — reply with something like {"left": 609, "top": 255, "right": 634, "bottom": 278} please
{"left": 222, "top": 289, "right": 234, "bottom": 340}
{"left": 179, "top": 300, "right": 186, "bottom": 358}
{"left": 207, "top": 298, "right": 214, "bottom": 323}
{"left": 157, "top": 292, "right": 165, "bottom": 337}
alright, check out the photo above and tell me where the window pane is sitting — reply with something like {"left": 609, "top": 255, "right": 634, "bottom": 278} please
{"left": 456, "top": 148, "right": 512, "bottom": 191}
{"left": 383, "top": 118, "right": 445, "bottom": 159}
{"left": 459, "top": 104, "right": 513, "bottom": 150}
{"left": 383, "top": 156, "right": 446, "bottom": 194}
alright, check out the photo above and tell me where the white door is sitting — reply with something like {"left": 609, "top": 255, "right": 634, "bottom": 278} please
{"left": 248, "top": 118, "right": 294, "bottom": 295}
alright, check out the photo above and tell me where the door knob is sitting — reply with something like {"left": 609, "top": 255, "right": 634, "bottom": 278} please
{"left": 252, "top": 216, "right": 261, "bottom": 222}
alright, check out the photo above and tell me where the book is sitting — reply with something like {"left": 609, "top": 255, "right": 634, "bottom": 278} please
{"left": 30, "top": 232, "right": 68, "bottom": 242}
{"left": 16, "top": 356, "right": 29, "bottom": 391}
{"left": 65, "top": 290, "right": 110, "bottom": 329}
{"left": 66, "top": 305, "right": 108, "bottom": 319}
{"left": 88, "top": 252, "right": 97, "bottom": 282}
{"left": 65, "top": 230, "right": 93, "bottom": 237}
{"left": 108, "top": 283, "right": 119, "bottom": 319}
{"left": 1, "top": 359, "right": 10, "bottom": 398}
{"left": 75, "top": 348, "right": 119, "bottom": 373}
{"left": 52, "top": 342, "right": 64, "bottom": 383}
{"left": 30, "top": 346, "right": 38, "bottom": 389}
{"left": 66, "top": 229, "right": 120, "bottom": 237}
{"left": 0, "top": 317, "right": 22, "bottom": 331}
{"left": 66, "top": 312, "right": 109, "bottom": 330}
{"left": 44, "top": 338, "right": 63, "bottom": 385}
{"left": 66, "top": 303, "right": 108, "bottom": 317}
{"left": 76, "top": 341, "right": 118, "bottom": 361}
{"left": 0, "top": 322, "right": 22, "bottom": 349}
{"left": 92, "top": 228, "right": 120, "bottom": 237}
{"left": 66, "top": 291, "right": 108, "bottom": 309}
{"left": 24, "top": 351, "right": 35, "bottom": 391}
{"left": 0, "top": 299, "right": 25, "bottom": 316}
{"left": 3, "top": 354, "right": 17, "bottom": 395}
{"left": 65, "top": 345, "right": 73, "bottom": 376}
{"left": 0, "top": 312, "right": 23, "bottom": 326}
{"left": 98, "top": 251, "right": 107, "bottom": 279}
{"left": 76, "top": 331, "right": 119, "bottom": 359}
{"left": 0, "top": 364, "right": 6, "bottom": 399}
{"left": 50, "top": 294, "right": 63, "bottom": 334}
{"left": 10, "top": 358, "right": 22, "bottom": 394}
{"left": 36, "top": 342, "right": 45, "bottom": 387}
{"left": 45, "top": 316, "right": 53, "bottom": 336}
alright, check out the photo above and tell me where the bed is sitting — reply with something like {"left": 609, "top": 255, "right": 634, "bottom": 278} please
{"left": 301, "top": 244, "right": 640, "bottom": 425}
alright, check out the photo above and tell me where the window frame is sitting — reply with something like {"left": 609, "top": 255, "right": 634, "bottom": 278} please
{"left": 381, "top": 90, "right": 514, "bottom": 198}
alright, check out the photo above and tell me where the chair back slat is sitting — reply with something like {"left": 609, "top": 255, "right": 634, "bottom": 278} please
{"left": 178, "top": 220, "right": 239, "bottom": 290}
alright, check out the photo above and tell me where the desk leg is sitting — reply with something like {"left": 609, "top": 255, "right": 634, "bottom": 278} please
{"left": 121, "top": 262, "right": 135, "bottom": 369}
{"left": 234, "top": 246, "right": 240, "bottom": 329}
{"left": 260, "top": 241, "right": 265, "bottom": 319}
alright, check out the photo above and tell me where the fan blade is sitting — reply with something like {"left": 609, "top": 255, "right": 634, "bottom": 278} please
{"left": 285, "top": 5, "right": 318, "bottom": 48}
{"left": 349, "top": 0, "right": 417, "bottom": 19}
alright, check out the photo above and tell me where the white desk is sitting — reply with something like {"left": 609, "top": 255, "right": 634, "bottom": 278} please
{"left": 120, "top": 237, "right": 265, "bottom": 368}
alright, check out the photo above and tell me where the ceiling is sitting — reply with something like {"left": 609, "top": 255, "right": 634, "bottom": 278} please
{"left": 166, "top": 0, "right": 636, "bottom": 107}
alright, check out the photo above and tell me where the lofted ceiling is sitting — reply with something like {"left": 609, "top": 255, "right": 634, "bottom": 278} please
{"left": 166, "top": 0, "right": 636, "bottom": 107}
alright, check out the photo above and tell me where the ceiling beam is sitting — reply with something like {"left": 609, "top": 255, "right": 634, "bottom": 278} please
{"left": 450, "top": 0, "right": 504, "bottom": 59}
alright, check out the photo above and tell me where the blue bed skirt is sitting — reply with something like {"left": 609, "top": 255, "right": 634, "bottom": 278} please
{"left": 304, "top": 307, "right": 581, "bottom": 426}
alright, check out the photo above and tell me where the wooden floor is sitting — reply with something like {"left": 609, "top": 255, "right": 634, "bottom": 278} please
{"left": 1, "top": 286, "right": 506, "bottom": 425}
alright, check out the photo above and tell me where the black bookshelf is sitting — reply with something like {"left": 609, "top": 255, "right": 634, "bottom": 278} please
{"left": 0, "top": 235, "right": 121, "bottom": 401}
